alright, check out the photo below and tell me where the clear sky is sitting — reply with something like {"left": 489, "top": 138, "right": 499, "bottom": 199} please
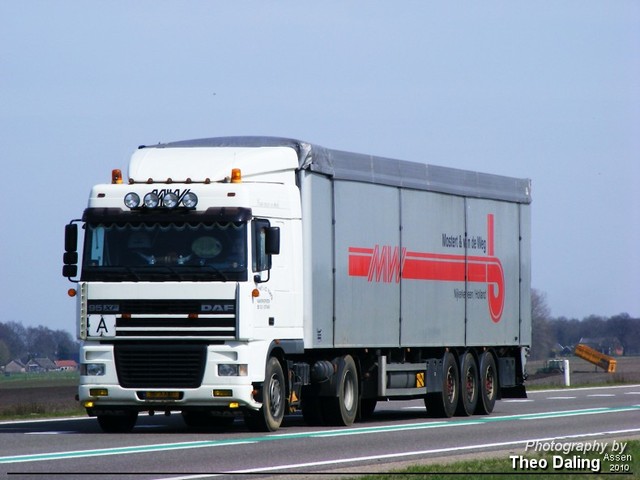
{"left": 1, "top": 1, "right": 638, "bottom": 335}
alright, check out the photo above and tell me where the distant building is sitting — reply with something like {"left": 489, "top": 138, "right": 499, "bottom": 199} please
{"left": 26, "top": 357, "right": 57, "bottom": 373}
{"left": 55, "top": 360, "right": 78, "bottom": 371}
{"left": 4, "top": 359, "right": 26, "bottom": 374}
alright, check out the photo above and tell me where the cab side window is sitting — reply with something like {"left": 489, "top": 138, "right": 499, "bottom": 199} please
{"left": 252, "top": 219, "right": 271, "bottom": 272}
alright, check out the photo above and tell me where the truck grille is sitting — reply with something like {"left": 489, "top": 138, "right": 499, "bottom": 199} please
{"left": 88, "top": 299, "right": 237, "bottom": 340}
{"left": 114, "top": 343, "right": 206, "bottom": 388}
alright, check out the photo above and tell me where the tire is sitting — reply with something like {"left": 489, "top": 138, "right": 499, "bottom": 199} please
{"left": 456, "top": 351, "right": 479, "bottom": 416}
{"left": 424, "top": 351, "right": 459, "bottom": 418}
{"left": 323, "top": 355, "right": 359, "bottom": 426}
{"left": 475, "top": 351, "right": 497, "bottom": 415}
{"left": 244, "top": 357, "right": 286, "bottom": 432}
{"left": 96, "top": 412, "right": 138, "bottom": 433}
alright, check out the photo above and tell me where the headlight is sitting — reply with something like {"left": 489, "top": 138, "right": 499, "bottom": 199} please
{"left": 163, "top": 192, "right": 179, "bottom": 209}
{"left": 182, "top": 192, "right": 198, "bottom": 208}
{"left": 124, "top": 192, "right": 140, "bottom": 209}
{"left": 81, "top": 363, "right": 106, "bottom": 376}
{"left": 218, "top": 364, "right": 248, "bottom": 376}
{"left": 143, "top": 192, "right": 160, "bottom": 209}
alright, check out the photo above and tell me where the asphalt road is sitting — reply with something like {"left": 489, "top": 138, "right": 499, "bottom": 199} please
{"left": 1, "top": 384, "right": 639, "bottom": 479}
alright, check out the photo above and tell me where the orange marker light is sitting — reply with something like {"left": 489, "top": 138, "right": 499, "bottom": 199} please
{"left": 112, "top": 169, "right": 123, "bottom": 184}
{"left": 231, "top": 168, "right": 242, "bottom": 183}
{"left": 67, "top": 288, "right": 77, "bottom": 297}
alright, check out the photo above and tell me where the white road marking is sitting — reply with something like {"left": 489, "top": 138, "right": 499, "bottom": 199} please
{"left": 193, "top": 427, "right": 640, "bottom": 480}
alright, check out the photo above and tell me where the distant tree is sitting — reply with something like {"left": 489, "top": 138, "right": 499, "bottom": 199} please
{"left": 608, "top": 313, "right": 640, "bottom": 355}
{"left": 0, "top": 322, "right": 80, "bottom": 362}
{"left": 0, "top": 321, "right": 27, "bottom": 361}
{"left": 26, "top": 326, "right": 58, "bottom": 360}
{"left": 580, "top": 315, "right": 608, "bottom": 341}
{"left": 530, "top": 289, "right": 555, "bottom": 360}
{"left": 51, "top": 329, "right": 79, "bottom": 360}
{"left": 549, "top": 317, "right": 581, "bottom": 348}
{"left": 0, "top": 339, "right": 10, "bottom": 367}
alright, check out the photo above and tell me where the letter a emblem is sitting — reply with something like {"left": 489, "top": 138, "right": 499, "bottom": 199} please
{"left": 97, "top": 316, "right": 109, "bottom": 336}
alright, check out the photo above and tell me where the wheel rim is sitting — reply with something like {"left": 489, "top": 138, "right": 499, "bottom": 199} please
{"left": 445, "top": 366, "right": 456, "bottom": 402}
{"left": 465, "top": 368, "right": 476, "bottom": 402}
{"left": 343, "top": 371, "right": 355, "bottom": 411}
{"left": 485, "top": 365, "right": 495, "bottom": 399}
{"left": 268, "top": 373, "right": 283, "bottom": 416}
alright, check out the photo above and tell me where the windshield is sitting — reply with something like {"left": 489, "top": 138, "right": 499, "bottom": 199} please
{"left": 81, "top": 221, "right": 247, "bottom": 282}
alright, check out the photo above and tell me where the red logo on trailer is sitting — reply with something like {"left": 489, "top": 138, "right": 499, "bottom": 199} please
{"left": 348, "top": 214, "right": 505, "bottom": 323}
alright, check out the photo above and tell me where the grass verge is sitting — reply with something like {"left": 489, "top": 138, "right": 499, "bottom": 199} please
{"left": 357, "top": 440, "right": 638, "bottom": 479}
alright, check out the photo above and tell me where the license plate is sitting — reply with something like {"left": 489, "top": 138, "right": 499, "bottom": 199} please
{"left": 140, "top": 391, "right": 183, "bottom": 400}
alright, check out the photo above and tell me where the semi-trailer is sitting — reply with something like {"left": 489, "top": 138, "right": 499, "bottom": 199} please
{"left": 63, "top": 136, "right": 532, "bottom": 432}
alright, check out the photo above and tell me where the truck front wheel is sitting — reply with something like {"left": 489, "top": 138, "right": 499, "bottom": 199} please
{"left": 244, "top": 356, "right": 285, "bottom": 432}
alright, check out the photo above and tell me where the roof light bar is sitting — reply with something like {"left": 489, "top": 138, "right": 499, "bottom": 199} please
{"left": 123, "top": 191, "right": 198, "bottom": 210}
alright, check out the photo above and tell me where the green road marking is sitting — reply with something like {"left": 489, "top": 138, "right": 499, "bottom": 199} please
{"left": 1, "top": 405, "right": 638, "bottom": 464}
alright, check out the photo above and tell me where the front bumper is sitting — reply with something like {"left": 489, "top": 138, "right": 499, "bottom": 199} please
{"left": 79, "top": 342, "right": 265, "bottom": 413}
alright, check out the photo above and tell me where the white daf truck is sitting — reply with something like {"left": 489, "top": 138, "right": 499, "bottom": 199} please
{"left": 63, "top": 137, "right": 532, "bottom": 433}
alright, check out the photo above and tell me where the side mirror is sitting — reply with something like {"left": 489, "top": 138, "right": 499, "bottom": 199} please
{"left": 265, "top": 227, "right": 280, "bottom": 255}
{"left": 65, "top": 224, "right": 78, "bottom": 252}
{"left": 63, "top": 223, "right": 79, "bottom": 279}
{"left": 62, "top": 264, "right": 78, "bottom": 278}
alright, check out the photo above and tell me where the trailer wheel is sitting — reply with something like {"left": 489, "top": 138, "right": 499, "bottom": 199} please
{"left": 456, "top": 351, "right": 479, "bottom": 416}
{"left": 244, "top": 357, "right": 285, "bottom": 432}
{"left": 425, "top": 351, "right": 459, "bottom": 418}
{"left": 323, "top": 355, "right": 359, "bottom": 426}
{"left": 96, "top": 412, "right": 138, "bottom": 433}
{"left": 475, "top": 351, "right": 497, "bottom": 414}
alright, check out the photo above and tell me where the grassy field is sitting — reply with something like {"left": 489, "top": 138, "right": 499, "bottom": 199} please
{"left": 0, "top": 371, "right": 83, "bottom": 419}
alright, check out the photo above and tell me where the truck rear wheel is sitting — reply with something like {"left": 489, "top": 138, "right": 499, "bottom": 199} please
{"left": 323, "top": 355, "right": 358, "bottom": 426}
{"left": 244, "top": 357, "right": 285, "bottom": 432}
{"left": 456, "top": 351, "right": 479, "bottom": 416}
{"left": 425, "top": 351, "right": 459, "bottom": 418}
{"left": 475, "top": 351, "right": 497, "bottom": 414}
{"left": 96, "top": 412, "right": 138, "bottom": 433}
